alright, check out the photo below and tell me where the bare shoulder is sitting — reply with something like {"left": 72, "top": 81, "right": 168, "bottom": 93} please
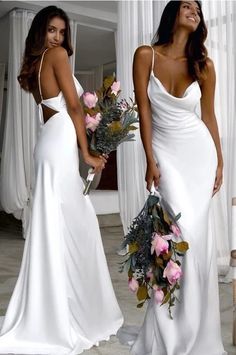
{"left": 206, "top": 57, "right": 215, "bottom": 68}
{"left": 134, "top": 45, "right": 152, "bottom": 56}
{"left": 133, "top": 45, "right": 153, "bottom": 73}
{"left": 45, "top": 47, "right": 69, "bottom": 64}
{"left": 134, "top": 45, "right": 152, "bottom": 60}
{"left": 200, "top": 57, "right": 216, "bottom": 100}
{"left": 205, "top": 57, "right": 216, "bottom": 76}
{"left": 200, "top": 57, "right": 216, "bottom": 91}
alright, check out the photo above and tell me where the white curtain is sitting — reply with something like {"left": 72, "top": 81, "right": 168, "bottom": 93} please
{"left": 116, "top": 0, "right": 154, "bottom": 234}
{"left": 0, "top": 63, "right": 5, "bottom": 128}
{"left": 0, "top": 9, "right": 78, "bottom": 237}
{"left": 117, "top": 0, "right": 234, "bottom": 273}
{"left": 202, "top": 0, "right": 236, "bottom": 277}
{"left": 0, "top": 9, "right": 38, "bottom": 236}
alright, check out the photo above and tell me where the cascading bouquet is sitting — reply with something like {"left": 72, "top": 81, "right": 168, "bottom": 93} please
{"left": 82, "top": 76, "right": 138, "bottom": 195}
{"left": 119, "top": 187, "right": 189, "bottom": 318}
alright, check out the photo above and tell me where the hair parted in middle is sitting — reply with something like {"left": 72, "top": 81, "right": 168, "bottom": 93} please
{"left": 18, "top": 5, "right": 73, "bottom": 92}
{"left": 152, "top": 0, "right": 208, "bottom": 81}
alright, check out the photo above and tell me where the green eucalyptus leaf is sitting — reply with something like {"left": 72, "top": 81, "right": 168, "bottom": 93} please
{"left": 174, "top": 212, "right": 181, "bottom": 221}
{"left": 161, "top": 291, "right": 171, "bottom": 305}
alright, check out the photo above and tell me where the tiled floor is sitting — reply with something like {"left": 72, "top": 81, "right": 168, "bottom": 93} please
{"left": 0, "top": 212, "right": 235, "bottom": 355}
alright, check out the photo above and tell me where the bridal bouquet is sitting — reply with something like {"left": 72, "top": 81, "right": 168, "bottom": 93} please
{"left": 82, "top": 76, "right": 138, "bottom": 195}
{"left": 119, "top": 188, "right": 189, "bottom": 319}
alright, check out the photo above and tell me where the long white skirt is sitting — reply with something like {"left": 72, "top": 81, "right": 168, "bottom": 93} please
{"left": 0, "top": 112, "right": 123, "bottom": 354}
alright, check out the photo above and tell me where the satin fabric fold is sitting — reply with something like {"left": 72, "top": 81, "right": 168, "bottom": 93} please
{"left": 122, "top": 54, "right": 226, "bottom": 355}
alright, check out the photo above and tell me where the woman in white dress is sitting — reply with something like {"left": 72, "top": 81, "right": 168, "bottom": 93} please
{"left": 131, "top": 1, "right": 226, "bottom": 354}
{"left": 0, "top": 5, "right": 123, "bottom": 354}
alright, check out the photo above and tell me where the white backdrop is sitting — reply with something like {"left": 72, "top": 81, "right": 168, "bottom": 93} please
{"left": 0, "top": 10, "right": 38, "bottom": 237}
{"left": 116, "top": 0, "right": 154, "bottom": 235}
{"left": 203, "top": 0, "right": 236, "bottom": 274}
{"left": 0, "top": 63, "right": 5, "bottom": 129}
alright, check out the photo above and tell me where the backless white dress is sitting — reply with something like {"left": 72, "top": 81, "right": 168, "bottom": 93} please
{"left": 0, "top": 50, "right": 123, "bottom": 355}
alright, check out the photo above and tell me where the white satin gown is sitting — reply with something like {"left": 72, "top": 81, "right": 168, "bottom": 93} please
{"left": 0, "top": 50, "right": 123, "bottom": 354}
{"left": 129, "top": 48, "right": 226, "bottom": 355}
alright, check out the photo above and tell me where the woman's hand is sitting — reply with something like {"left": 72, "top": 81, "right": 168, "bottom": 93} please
{"left": 84, "top": 154, "right": 107, "bottom": 174}
{"left": 146, "top": 161, "right": 161, "bottom": 191}
{"left": 212, "top": 164, "right": 223, "bottom": 196}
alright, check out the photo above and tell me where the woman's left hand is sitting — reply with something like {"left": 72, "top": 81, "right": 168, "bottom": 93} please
{"left": 212, "top": 165, "right": 223, "bottom": 196}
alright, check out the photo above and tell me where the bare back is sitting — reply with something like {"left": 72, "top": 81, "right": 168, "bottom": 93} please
{"left": 32, "top": 48, "right": 65, "bottom": 123}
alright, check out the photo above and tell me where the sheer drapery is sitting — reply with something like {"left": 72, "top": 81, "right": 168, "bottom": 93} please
{"left": 116, "top": 0, "right": 154, "bottom": 234}
{"left": 0, "top": 9, "right": 38, "bottom": 236}
{"left": 0, "top": 9, "right": 78, "bottom": 237}
{"left": 117, "top": 1, "right": 234, "bottom": 272}
{"left": 0, "top": 63, "right": 5, "bottom": 128}
{"left": 202, "top": 0, "right": 236, "bottom": 276}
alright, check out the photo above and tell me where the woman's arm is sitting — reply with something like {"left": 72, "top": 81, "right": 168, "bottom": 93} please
{"left": 200, "top": 58, "right": 223, "bottom": 195}
{"left": 49, "top": 46, "right": 106, "bottom": 173}
{"left": 133, "top": 46, "right": 160, "bottom": 190}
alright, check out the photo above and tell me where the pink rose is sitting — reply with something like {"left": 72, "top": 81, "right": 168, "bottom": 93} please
{"left": 170, "top": 224, "right": 181, "bottom": 238}
{"left": 111, "top": 81, "right": 120, "bottom": 96}
{"left": 85, "top": 113, "right": 101, "bottom": 132}
{"left": 163, "top": 260, "right": 183, "bottom": 285}
{"left": 162, "top": 234, "right": 173, "bottom": 241}
{"left": 151, "top": 233, "right": 169, "bottom": 257}
{"left": 146, "top": 269, "right": 154, "bottom": 280}
{"left": 83, "top": 92, "right": 98, "bottom": 108}
{"left": 128, "top": 277, "right": 139, "bottom": 293}
{"left": 153, "top": 285, "right": 164, "bottom": 304}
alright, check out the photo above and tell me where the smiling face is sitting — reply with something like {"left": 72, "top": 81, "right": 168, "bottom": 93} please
{"left": 45, "top": 16, "right": 66, "bottom": 48}
{"left": 176, "top": 1, "right": 201, "bottom": 32}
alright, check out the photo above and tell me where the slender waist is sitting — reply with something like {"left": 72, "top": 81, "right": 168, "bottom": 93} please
{"left": 38, "top": 105, "right": 68, "bottom": 126}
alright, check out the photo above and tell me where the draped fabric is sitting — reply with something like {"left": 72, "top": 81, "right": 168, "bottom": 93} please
{"left": 117, "top": 1, "right": 234, "bottom": 272}
{"left": 202, "top": 0, "right": 236, "bottom": 277}
{"left": 116, "top": 0, "right": 154, "bottom": 234}
{"left": 0, "top": 9, "right": 78, "bottom": 237}
{"left": 0, "top": 10, "right": 38, "bottom": 237}
{"left": 0, "top": 63, "right": 5, "bottom": 128}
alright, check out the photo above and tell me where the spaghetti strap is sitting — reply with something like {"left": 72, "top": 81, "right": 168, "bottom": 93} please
{"left": 150, "top": 46, "right": 155, "bottom": 71}
{"left": 38, "top": 48, "right": 49, "bottom": 101}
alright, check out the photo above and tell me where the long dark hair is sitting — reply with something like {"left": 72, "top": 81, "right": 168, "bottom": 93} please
{"left": 18, "top": 6, "right": 73, "bottom": 92}
{"left": 152, "top": 1, "right": 208, "bottom": 81}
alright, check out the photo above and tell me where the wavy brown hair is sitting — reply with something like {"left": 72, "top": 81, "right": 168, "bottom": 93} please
{"left": 152, "top": 0, "right": 208, "bottom": 81}
{"left": 18, "top": 6, "right": 73, "bottom": 92}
